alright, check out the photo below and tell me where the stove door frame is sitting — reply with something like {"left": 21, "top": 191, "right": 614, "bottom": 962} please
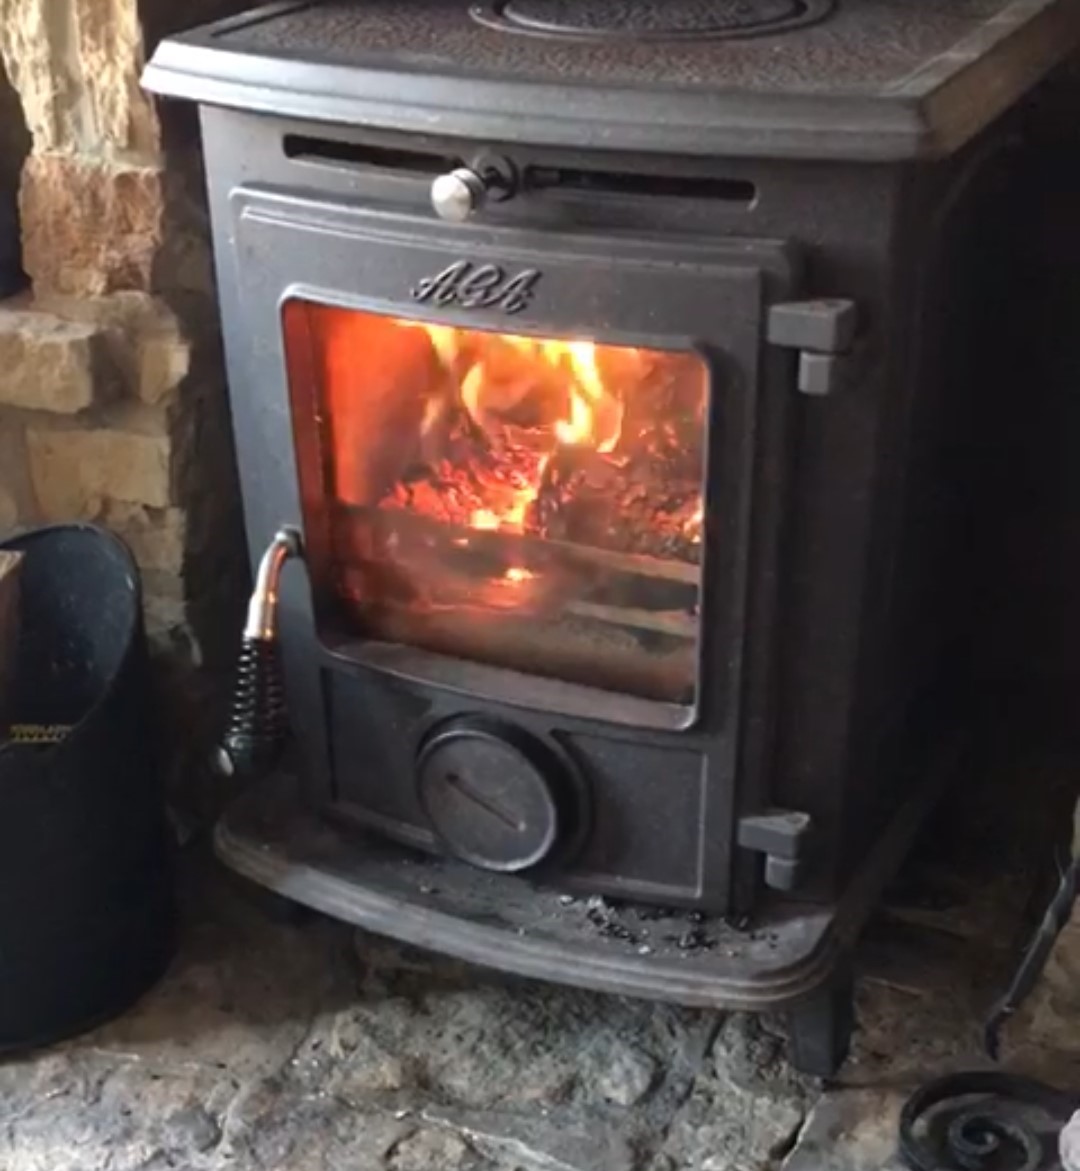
{"left": 214, "top": 141, "right": 800, "bottom": 909}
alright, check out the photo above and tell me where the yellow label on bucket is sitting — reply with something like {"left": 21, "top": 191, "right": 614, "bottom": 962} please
{"left": 8, "top": 724, "right": 72, "bottom": 745}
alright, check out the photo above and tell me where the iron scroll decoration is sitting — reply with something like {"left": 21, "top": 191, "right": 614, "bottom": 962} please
{"left": 471, "top": 0, "right": 837, "bottom": 41}
{"left": 896, "top": 810, "right": 1080, "bottom": 1169}
{"left": 897, "top": 805, "right": 1080, "bottom": 1170}
{"left": 897, "top": 1071, "right": 1078, "bottom": 1171}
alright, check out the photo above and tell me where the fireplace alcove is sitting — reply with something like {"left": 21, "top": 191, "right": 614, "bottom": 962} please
{"left": 143, "top": 0, "right": 1080, "bottom": 1074}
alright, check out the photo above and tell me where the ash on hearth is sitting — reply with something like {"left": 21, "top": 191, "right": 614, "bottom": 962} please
{"left": 566, "top": 893, "right": 777, "bottom": 958}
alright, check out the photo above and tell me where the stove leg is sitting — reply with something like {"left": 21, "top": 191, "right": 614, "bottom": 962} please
{"left": 787, "top": 967, "right": 855, "bottom": 1077}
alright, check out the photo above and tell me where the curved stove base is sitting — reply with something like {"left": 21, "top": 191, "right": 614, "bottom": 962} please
{"left": 214, "top": 754, "right": 947, "bottom": 1017}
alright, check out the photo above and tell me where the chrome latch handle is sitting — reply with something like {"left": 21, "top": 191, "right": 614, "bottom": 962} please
{"left": 430, "top": 154, "right": 518, "bottom": 222}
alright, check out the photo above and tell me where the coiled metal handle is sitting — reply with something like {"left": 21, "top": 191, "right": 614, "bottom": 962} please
{"left": 216, "top": 526, "right": 302, "bottom": 779}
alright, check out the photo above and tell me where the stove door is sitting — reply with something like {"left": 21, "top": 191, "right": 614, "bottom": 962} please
{"left": 224, "top": 183, "right": 799, "bottom": 907}
{"left": 231, "top": 190, "right": 796, "bottom": 713}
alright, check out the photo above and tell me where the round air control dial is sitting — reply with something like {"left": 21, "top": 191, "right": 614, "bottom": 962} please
{"left": 416, "top": 719, "right": 582, "bottom": 873}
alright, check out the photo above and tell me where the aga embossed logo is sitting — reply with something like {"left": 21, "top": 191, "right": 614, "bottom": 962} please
{"left": 410, "top": 260, "right": 540, "bottom": 314}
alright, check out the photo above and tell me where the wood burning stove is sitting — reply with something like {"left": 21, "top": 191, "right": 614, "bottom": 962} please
{"left": 144, "top": 0, "right": 1080, "bottom": 1073}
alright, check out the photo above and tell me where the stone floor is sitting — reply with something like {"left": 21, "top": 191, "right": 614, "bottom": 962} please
{"left": 3, "top": 719, "right": 1080, "bottom": 1171}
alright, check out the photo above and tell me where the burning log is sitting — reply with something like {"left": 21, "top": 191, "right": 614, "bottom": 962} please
{"left": 327, "top": 316, "right": 708, "bottom": 569}
{"left": 535, "top": 446, "right": 702, "bottom": 564}
{"left": 563, "top": 600, "right": 697, "bottom": 640}
{"left": 331, "top": 503, "right": 699, "bottom": 620}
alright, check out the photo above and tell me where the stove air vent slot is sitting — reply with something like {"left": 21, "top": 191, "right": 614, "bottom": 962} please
{"left": 282, "top": 136, "right": 756, "bottom": 207}
{"left": 284, "top": 133, "right": 461, "bottom": 177}
{"left": 525, "top": 165, "right": 756, "bottom": 205}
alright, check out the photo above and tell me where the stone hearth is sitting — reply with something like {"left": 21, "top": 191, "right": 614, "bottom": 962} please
{"left": 2, "top": 720, "right": 1078, "bottom": 1171}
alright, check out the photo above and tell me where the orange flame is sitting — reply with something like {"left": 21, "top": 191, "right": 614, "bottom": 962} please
{"left": 554, "top": 341, "right": 622, "bottom": 452}
{"left": 407, "top": 324, "right": 627, "bottom": 534}
{"left": 385, "top": 320, "right": 703, "bottom": 554}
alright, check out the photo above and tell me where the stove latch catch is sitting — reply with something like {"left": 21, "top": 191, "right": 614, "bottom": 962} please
{"left": 737, "top": 808, "right": 813, "bottom": 891}
{"left": 767, "top": 298, "right": 859, "bottom": 397}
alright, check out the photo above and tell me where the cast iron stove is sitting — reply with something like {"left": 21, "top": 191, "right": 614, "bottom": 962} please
{"left": 145, "top": 0, "right": 1080, "bottom": 1073}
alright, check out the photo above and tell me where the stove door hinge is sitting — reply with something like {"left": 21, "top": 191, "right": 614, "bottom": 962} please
{"left": 737, "top": 809, "right": 813, "bottom": 892}
{"left": 767, "top": 299, "right": 859, "bottom": 397}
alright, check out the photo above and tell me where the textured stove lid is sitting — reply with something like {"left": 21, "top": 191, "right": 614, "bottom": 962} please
{"left": 474, "top": 0, "right": 835, "bottom": 40}
{"left": 143, "top": 0, "right": 1080, "bottom": 161}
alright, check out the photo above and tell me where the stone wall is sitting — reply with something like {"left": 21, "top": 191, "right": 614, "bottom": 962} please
{"left": 0, "top": 0, "right": 246, "bottom": 669}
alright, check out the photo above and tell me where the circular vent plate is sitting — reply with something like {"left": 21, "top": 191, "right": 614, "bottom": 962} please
{"left": 472, "top": 0, "right": 835, "bottom": 40}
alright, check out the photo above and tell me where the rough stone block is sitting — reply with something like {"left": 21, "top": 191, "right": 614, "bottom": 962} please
{"left": 145, "top": 594, "right": 194, "bottom": 658}
{"left": 73, "top": 0, "right": 159, "bottom": 156}
{"left": 0, "top": 488, "right": 18, "bottom": 533}
{"left": 0, "top": 307, "right": 116, "bottom": 413}
{"left": 20, "top": 155, "right": 164, "bottom": 297}
{"left": 387, "top": 1129, "right": 471, "bottom": 1171}
{"left": 27, "top": 411, "right": 172, "bottom": 519}
{"left": 101, "top": 501, "right": 186, "bottom": 573}
{"left": 34, "top": 291, "right": 193, "bottom": 404}
{"left": 137, "top": 328, "right": 192, "bottom": 405}
{"left": 35, "top": 290, "right": 168, "bottom": 335}
{"left": 0, "top": 0, "right": 158, "bottom": 157}
{"left": 0, "top": 427, "right": 37, "bottom": 533}
{"left": 780, "top": 1089, "right": 906, "bottom": 1171}
{"left": 0, "top": 0, "right": 79, "bottom": 153}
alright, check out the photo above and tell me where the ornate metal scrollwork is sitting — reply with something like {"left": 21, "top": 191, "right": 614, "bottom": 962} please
{"left": 898, "top": 1071, "right": 1078, "bottom": 1171}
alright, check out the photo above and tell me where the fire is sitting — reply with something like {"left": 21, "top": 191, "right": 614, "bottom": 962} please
{"left": 470, "top": 509, "right": 500, "bottom": 531}
{"left": 554, "top": 341, "right": 622, "bottom": 452}
{"left": 295, "top": 299, "right": 709, "bottom": 705}
{"left": 422, "top": 324, "right": 461, "bottom": 368}
{"left": 401, "top": 322, "right": 627, "bottom": 536}
{"left": 685, "top": 503, "right": 705, "bottom": 544}
{"left": 377, "top": 317, "right": 704, "bottom": 563}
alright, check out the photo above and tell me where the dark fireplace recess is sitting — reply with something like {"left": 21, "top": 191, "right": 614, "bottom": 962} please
{"left": 144, "top": 0, "right": 1080, "bottom": 1074}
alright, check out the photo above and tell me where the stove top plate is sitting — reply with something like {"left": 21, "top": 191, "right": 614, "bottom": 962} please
{"left": 143, "top": 0, "right": 1080, "bottom": 161}
{"left": 476, "top": 0, "right": 834, "bottom": 40}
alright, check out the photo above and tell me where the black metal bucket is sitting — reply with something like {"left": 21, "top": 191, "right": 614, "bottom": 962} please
{"left": 0, "top": 524, "right": 174, "bottom": 1049}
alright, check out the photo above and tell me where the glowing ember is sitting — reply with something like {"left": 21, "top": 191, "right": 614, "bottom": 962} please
{"left": 470, "top": 509, "right": 500, "bottom": 531}
{"left": 503, "top": 566, "right": 535, "bottom": 584}
{"left": 685, "top": 504, "right": 705, "bottom": 544}
{"left": 381, "top": 319, "right": 704, "bottom": 563}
